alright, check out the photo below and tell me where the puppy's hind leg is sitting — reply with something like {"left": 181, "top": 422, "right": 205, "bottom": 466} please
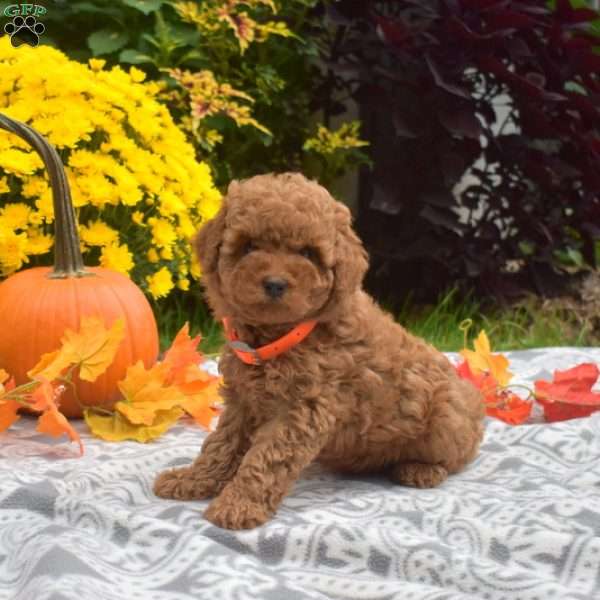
{"left": 388, "top": 379, "right": 484, "bottom": 489}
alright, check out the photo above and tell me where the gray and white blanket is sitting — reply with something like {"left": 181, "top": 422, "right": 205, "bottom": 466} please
{"left": 1, "top": 348, "right": 600, "bottom": 600}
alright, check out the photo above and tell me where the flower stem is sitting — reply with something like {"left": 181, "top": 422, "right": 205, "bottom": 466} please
{"left": 84, "top": 406, "right": 116, "bottom": 417}
{"left": 459, "top": 319, "right": 473, "bottom": 350}
{"left": 498, "top": 383, "right": 535, "bottom": 401}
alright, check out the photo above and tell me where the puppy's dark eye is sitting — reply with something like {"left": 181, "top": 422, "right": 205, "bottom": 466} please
{"left": 242, "top": 241, "right": 256, "bottom": 255}
{"left": 299, "top": 246, "right": 318, "bottom": 262}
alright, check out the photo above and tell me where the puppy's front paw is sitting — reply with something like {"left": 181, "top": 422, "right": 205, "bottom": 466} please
{"left": 204, "top": 486, "right": 271, "bottom": 530}
{"left": 390, "top": 462, "right": 448, "bottom": 488}
{"left": 153, "top": 467, "right": 220, "bottom": 500}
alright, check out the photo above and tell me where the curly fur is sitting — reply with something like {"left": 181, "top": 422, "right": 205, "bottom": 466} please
{"left": 154, "top": 172, "right": 485, "bottom": 530}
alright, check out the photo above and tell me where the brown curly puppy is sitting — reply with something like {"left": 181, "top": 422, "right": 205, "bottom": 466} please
{"left": 154, "top": 172, "right": 485, "bottom": 530}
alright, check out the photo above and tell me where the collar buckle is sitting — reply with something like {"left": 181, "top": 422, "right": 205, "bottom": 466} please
{"left": 228, "top": 340, "right": 263, "bottom": 365}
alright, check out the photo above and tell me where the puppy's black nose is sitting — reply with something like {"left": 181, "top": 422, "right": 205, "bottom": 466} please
{"left": 262, "top": 277, "right": 288, "bottom": 299}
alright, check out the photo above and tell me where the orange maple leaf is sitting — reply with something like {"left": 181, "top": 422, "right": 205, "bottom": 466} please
{"left": 0, "top": 399, "right": 21, "bottom": 433}
{"left": 118, "top": 360, "right": 171, "bottom": 400}
{"left": 116, "top": 361, "right": 186, "bottom": 426}
{"left": 29, "top": 316, "right": 125, "bottom": 383}
{"left": 0, "top": 370, "right": 21, "bottom": 432}
{"left": 460, "top": 330, "right": 513, "bottom": 387}
{"left": 177, "top": 368, "right": 214, "bottom": 395}
{"left": 37, "top": 405, "right": 83, "bottom": 455}
{"left": 160, "top": 322, "right": 222, "bottom": 430}
{"left": 0, "top": 369, "right": 11, "bottom": 387}
{"left": 28, "top": 349, "right": 74, "bottom": 384}
{"left": 61, "top": 316, "right": 125, "bottom": 382}
{"left": 28, "top": 379, "right": 64, "bottom": 412}
{"left": 0, "top": 369, "right": 15, "bottom": 396}
{"left": 179, "top": 377, "right": 222, "bottom": 429}
{"left": 162, "top": 323, "right": 204, "bottom": 386}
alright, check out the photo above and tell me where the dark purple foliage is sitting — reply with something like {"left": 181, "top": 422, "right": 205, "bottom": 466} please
{"left": 321, "top": 0, "right": 600, "bottom": 299}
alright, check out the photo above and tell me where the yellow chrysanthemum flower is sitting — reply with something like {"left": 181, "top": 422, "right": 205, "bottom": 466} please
{"left": 1, "top": 203, "right": 30, "bottom": 229}
{"left": 21, "top": 176, "right": 49, "bottom": 199}
{"left": 190, "top": 255, "right": 201, "bottom": 279}
{"left": 198, "top": 188, "right": 222, "bottom": 221}
{"left": 80, "top": 221, "right": 119, "bottom": 247}
{"left": 88, "top": 58, "right": 106, "bottom": 71}
{"left": 28, "top": 211, "right": 44, "bottom": 226}
{"left": 146, "top": 267, "right": 174, "bottom": 299}
{"left": 177, "top": 214, "right": 196, "bottom": 239}
{"left": 149, "top": 217, "right": 177, "bottom": 249}
{"left": 0, "top": 148, "right": 43, "bottom": 175}
{"left": 100, "top": 243, "right": 135, "bottom": 275}
{"left": 160, "top": 247, "right": 174, "bottom": 260}
{"left": 129, "top": 67, "right": 146, "bottom": 83}
{"left": 34, "top": 192, "right": 54, "bottom": 223}
{"left": 0, "top": 228, "right": 28, "bottom": 275}
{"left": 159, "top": 190, "right": 186, "bottom": 216}
{"left": 132, "top": 211, "right": 145, "bottom": 226}
{"left": 25, "top": 231, "right": 53, "bottom": 255}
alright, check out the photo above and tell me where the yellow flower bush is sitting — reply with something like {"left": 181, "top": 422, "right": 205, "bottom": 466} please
{"left": 0, "top": 39, "right": 220, "bottom": 299}
{"left": 303, "top": 122, "right": 370, "bottom": 155}
{"left": 302, "top": 121, "right": 370, "bottom": 187}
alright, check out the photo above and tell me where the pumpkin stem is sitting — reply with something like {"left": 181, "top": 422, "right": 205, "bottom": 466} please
{"left": 0, "top": 113, "right": 91, "bottom": 278}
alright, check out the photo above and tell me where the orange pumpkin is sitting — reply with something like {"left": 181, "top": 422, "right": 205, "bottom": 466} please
{"left": 0, "top": 113, "right": 159, "bottom": 418}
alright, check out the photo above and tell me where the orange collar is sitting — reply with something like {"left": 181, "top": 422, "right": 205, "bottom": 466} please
{"left": 222, "top": 317, "right": 317, "bottom": 366}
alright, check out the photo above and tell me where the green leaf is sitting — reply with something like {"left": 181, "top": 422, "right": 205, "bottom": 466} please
{"left": 178, "top": 48, "right": 203, "bottom": 60}
{"left": 141, "top": 33, "right": 161, "bottom": 49}
{"left": 119, "top": 48, "right": 154, "bottom": 64}
{"left": 84, "top": 407, "right": 183, "bottom": 443}
{"left": 69, "top": 2, "right": 106, "bottom": 14}
{"left": 168, "top": 24, "right": 201, "bottom": 46}
{"left": 66, "top": 2, "right": 104, "bottom": 14}
{"left": 518, "top": 241, "right": 535, "bottom": 256}
{"left": 565, "top": 81, "right": 587, "bottom": 95}
{"left": 87, "top": 29, "right": 130, "bottom": 56}
{"left": 122, "top": 0, "right": 165, "bottom": 14}
{"left": 566, "top": 248, "right": 584, "bottom": 267}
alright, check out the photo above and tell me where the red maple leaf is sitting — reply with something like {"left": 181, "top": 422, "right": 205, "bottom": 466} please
{"left": 535, "top": 363, "right": 600, "bottom": 422}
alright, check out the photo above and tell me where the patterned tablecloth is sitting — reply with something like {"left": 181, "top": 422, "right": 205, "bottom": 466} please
{"left": 1, "top": 348, "right": 600, "bottom": 600}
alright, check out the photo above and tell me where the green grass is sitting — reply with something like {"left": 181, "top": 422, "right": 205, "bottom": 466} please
{"left": 395, "top": 288, "right": 592, "bottom": 352}
{"left": 157, "top": 288, "right": 594, "bottom": 356}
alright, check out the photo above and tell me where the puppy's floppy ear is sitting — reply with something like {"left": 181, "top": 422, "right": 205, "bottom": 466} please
{"left": 193, "top": 203, "right": 227, "bottom": 275}
{"left": 333, "top": 202, "right": 368, "bottom": 294}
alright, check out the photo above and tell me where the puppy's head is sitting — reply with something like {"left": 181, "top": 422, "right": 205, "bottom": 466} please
{"left": 195, "top": 172, "right": 368, "bottom": 326}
